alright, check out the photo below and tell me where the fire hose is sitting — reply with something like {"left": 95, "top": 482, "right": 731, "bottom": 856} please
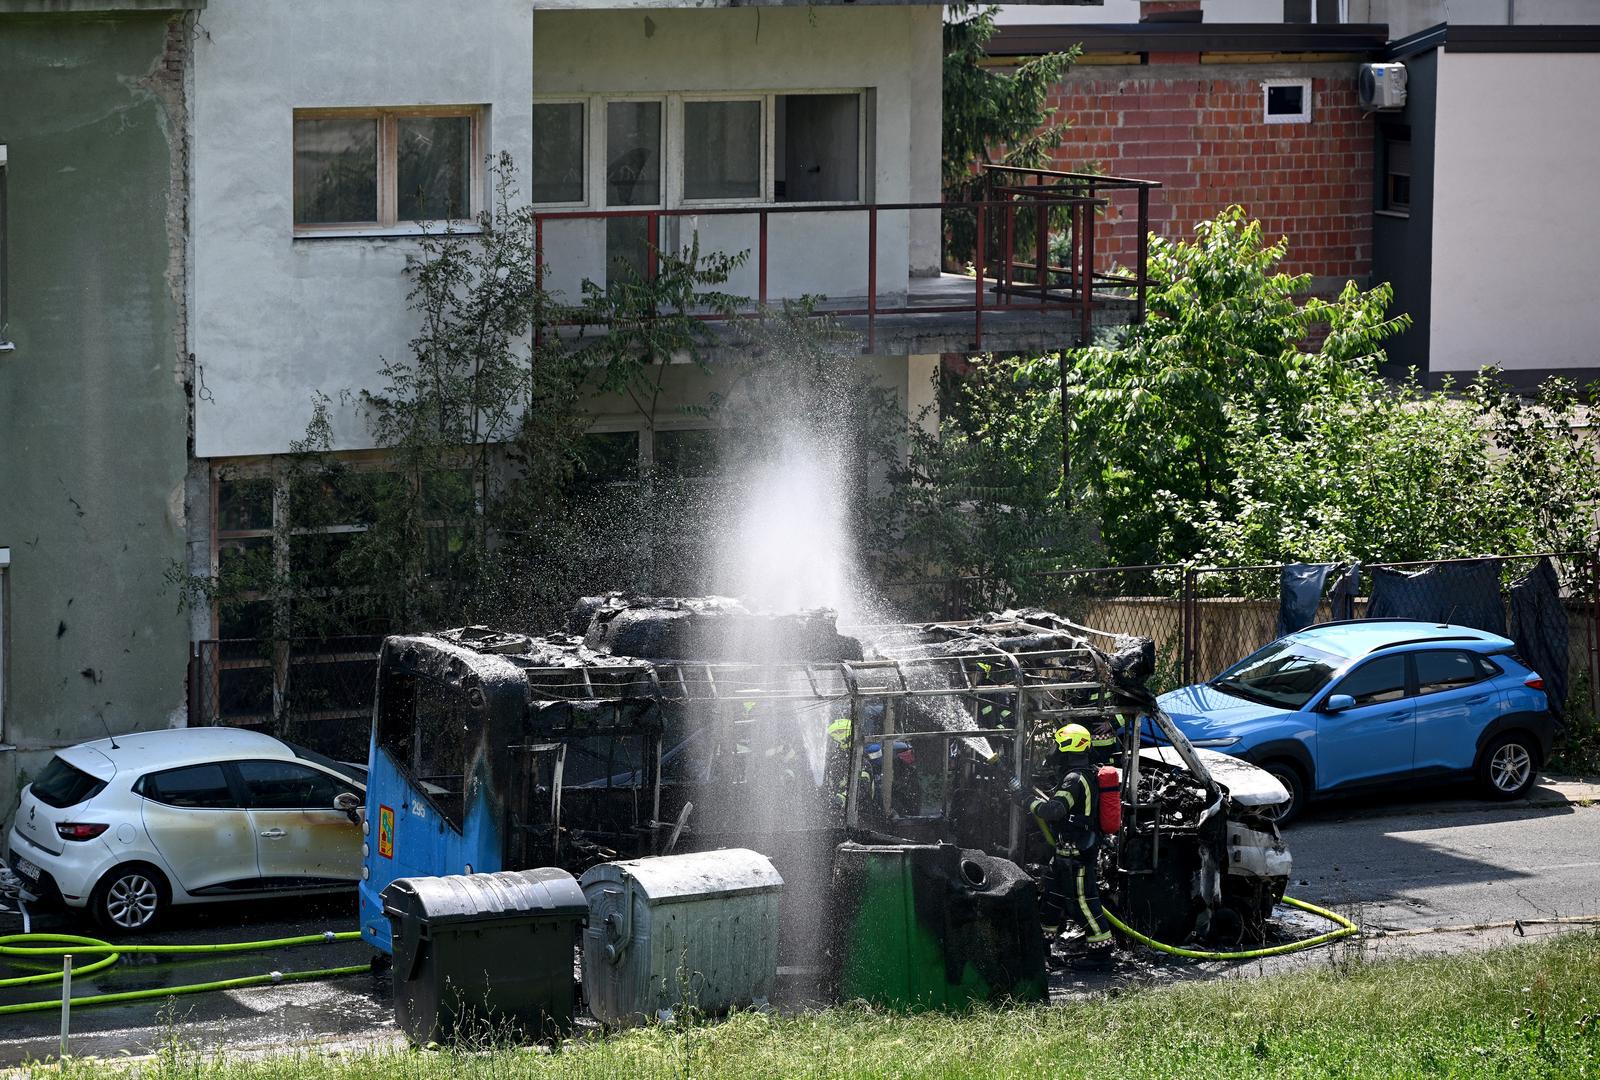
{"left": 1102, "top": 894, "right": 1359, "bottom": 962}
{"left": 0, "top": 930, "right": 368, "bottom": 1016}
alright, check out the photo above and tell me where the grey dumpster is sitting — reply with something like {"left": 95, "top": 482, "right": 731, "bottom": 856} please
{"left": 382, "top": 868, "right": 587, "bottom": 1044}
{"left": 580, "top": 848, "right": 783, "bottom": 1026}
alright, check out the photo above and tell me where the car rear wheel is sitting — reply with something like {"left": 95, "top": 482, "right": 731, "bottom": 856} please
{"left": 1259, "top": 761, "right": 1307, "bottom": 826}
{"left": 91, "top": 864, "right": 168, "bottom": 933}
{"left": 1478, "top": 733, "right": 1539, "bottom": 801}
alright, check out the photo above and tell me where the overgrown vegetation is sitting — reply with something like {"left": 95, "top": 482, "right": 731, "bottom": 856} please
{"left": 55, "top": 933, "right": 1600, "bottom": 1078}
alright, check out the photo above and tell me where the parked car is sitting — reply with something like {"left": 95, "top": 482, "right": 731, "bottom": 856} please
{"left": 1157, "top": 620, "right": 1558, "bottom": 824}
{"left": 6, "top": 727, "right": 364, "bottom": 932}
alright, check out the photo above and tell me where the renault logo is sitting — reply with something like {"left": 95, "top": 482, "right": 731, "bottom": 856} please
{"left": 29, "top": 804, "right": 36, "bottom": 823}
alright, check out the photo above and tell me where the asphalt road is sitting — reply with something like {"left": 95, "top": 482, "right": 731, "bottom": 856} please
{"left": 4, "top": 787, "right": 1598, "bottom": 1063}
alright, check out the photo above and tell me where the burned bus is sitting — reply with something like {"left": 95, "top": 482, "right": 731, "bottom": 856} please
{"left": 356, "top": 596, "right": 1291, "bottom": 957}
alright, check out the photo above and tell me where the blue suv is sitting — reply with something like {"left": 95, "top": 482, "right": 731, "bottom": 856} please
{"left": 1158, "top": 620, "right": 1558, "bottom": 823}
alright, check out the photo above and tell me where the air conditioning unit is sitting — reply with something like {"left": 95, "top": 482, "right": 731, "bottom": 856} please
{"left": 1359, "top": 63, "right": 1408, "bottom": 110}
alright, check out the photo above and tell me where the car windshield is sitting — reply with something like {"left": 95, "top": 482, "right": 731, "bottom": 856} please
{"left": 1210, "top": 639, "right": 1349, "bottom": 710}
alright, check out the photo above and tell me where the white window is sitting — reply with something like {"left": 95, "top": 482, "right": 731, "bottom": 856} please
{"left": 0, "top": 144, "right": 12, "bottom": 352}
{"left": 531, "top": 91, "right": 867, "bottom": 209}
{"left": 531, "top": 101, "right": 587, "bottom": 206}
{"left": 292, "top": 108, "right": 484, "bottom": 234}
{"left": 1263, "top": 78, "right": 1312, "bottom": 125}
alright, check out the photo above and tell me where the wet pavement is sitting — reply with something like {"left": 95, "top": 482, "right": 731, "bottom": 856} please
{"left": 0, "top": 892, "right": 398, "bottom": 1066}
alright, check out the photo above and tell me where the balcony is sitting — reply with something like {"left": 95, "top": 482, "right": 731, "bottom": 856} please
{"left": 532, "top": 164, "right": 1161, "bottom": 356}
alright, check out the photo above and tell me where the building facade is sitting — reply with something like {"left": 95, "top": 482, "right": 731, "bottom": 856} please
{"left": 0, "top": 0, "right": 200, "bottom": 820}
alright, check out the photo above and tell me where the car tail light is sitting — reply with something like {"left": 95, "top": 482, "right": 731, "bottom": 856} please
{"left": 1525, "top": 675, "right": 1545, "bottom": 691}
{"left": 56, "top": 822, "right": 109, "bottom": 841}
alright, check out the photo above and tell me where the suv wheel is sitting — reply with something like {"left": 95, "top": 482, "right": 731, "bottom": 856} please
{"left": 1260, "top": 761, "right": 1307, "bottom": 826}
{"left": 92, "top": 864, "right": 168, "bottom": 933}
{"left": 1478, "top": 733, "right": 1539, "bottom": 801}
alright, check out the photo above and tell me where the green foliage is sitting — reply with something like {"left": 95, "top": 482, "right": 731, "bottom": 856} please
{"left": 1060, "top": 207, "right": 1411, "bottom": 564}
{"left": 879, "top": 356, "right": 1101, "bottom": 611}
{"left": 942, "top": 6, "right": 1080, "bottom": 268}
{"left": 54, "top": 932, "right": 1600, "bottom": 1078}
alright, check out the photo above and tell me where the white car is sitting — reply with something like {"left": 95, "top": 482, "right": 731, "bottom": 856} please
{"left": 6, "top": 727, "right": 364, "bottom": 932}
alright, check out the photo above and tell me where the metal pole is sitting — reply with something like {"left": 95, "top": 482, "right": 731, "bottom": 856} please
{"left": 1136, "top": 186, "right": 1150, "bottom": 323}
{"left": 758, "top": 210, "right": 769, "bottom": 314}
{"left": 866, "top": 205, "right": 878, "bottom": 354}
{"left": 974, "top": 204, "right": 986, "bottom": 351}
{"left": 59, "top": 954, "right": 72, "bottom": 1058}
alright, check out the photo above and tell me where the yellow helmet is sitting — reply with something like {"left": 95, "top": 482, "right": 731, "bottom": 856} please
{"left": 827, "top": 718, "right": 852, "bottom": 747}
{"left": 1053, "top": 723, "right": 1092, "bottom": 754}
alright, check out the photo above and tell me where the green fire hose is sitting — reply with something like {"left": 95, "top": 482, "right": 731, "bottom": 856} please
{"left": 1103, "top": 894, "right": 1359, "bottom": 961}
{"left": 0, "top": 930, "right": 367, "bottom": 1016}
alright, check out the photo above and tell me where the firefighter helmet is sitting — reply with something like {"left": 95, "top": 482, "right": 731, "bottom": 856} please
{"left": 1053, "top": 723, "right": 1093, "bottom": 754}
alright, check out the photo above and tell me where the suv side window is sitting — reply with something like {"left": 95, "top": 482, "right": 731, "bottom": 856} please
{"left": 139, "top": 764, "right": 240, "bottom": 808}
{"left": 1332, "top": 654, "right": 1408, "bottom": 707}
{"left": 1415, "top": 650, "right": 1491, "bottom": 695}
{"left": 237, "top": 759, "right": 349, "bottom": 810}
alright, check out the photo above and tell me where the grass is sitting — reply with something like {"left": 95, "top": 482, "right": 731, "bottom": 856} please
{"left": 50, "top": 932, "right": 1600, "bottom": 1080}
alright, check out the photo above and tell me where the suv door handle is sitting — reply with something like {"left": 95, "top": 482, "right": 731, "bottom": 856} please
{"left": 259, "top": 828, "right": 287, "bottom": 839}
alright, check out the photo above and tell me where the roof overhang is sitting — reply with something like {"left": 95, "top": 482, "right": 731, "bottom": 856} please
{"left": 989, "top": 21, "right": 1389, "bottom": 60}
{"left": 1387, "top": 22, "right": 1600, "bottom": 61}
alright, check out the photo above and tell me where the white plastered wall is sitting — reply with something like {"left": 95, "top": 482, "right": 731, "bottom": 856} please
{"left": 192, "top": 0, "right": 535, "bottom": 459}
{"left": 531, "top": 6, "right": 943, "bottom": 304}
{"left": 1428, "top": 49, "right": 1600, "bottom": 377}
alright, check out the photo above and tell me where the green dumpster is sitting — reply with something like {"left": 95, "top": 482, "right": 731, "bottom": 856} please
{"left": 833, "top": 842, "right": 1047, "bottom": 1008}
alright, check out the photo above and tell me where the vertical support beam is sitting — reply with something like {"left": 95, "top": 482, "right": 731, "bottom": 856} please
{"left": 1181, "top": 565, "right": 1196, "bottom": 686}
{"left": 533, "top": 215, "right": 545, "bottom": 351}
{"left": 1002, "top": 202, "right": 1014, "bottom": 306}
{"left": 1080, "top": 190, "right": 1095, "bottom": 346}
{"left": 880, "top": 697, "right": 895, "bottom": 817}
{"left": 758, "top": 210, "right": 769, "bottom": 314}
{"left": 974, "top": 203, "right": 986, "bottom": 351}
{"left": 1034, "top": 193, "right": 1048, "bottom": 304}
{"left": 845, "top": 694, "right": 866, "bottom": 833}
{"left": 866, "top": 205, "right": 878, "bottom": 354}
{"left": 646, "top": 213, "right": 659, "bottom": 282}
{"left": 1136, "top": 186, "right": 1150, "bottom": 323}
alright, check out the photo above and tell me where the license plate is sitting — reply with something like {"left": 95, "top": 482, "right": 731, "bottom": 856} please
{"left": 13, "top": 857, "right": 40, "bottom": 882}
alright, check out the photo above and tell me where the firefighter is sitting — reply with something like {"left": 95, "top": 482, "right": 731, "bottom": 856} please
{"left": 1007, "top": 722, "right": 1114, "bottom": 969}
{"left": 827, "top": 715, "right": 918, "bottom": 816}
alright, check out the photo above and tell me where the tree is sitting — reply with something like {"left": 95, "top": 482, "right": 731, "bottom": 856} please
{"left": 1058, "top": 207, "right": 1410, "bottom": 564}
{"left": 942, "top": 5, "right": 1080, "bottom": 267}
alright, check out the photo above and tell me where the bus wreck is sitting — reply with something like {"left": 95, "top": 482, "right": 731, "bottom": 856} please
{"left": 357, "top": 595, "right": 1292, "bottom": 972}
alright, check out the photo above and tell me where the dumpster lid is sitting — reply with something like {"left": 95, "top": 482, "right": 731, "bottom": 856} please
{"left": 382, "top": 868, "right": 587, "bottom": 926}
{"left": 579, "top": 848, "right": 783, "bottom": 905}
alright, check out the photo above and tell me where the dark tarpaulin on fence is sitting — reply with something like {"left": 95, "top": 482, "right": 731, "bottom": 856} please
{"left": 1277, "top": 563, "right": 1334, "bottom": 637}
{"left": 1509, "top": 557, "right": 1569, "bottom": 718}
{"left": 1366, "top": 560, "right": 1507, "bottom": 636}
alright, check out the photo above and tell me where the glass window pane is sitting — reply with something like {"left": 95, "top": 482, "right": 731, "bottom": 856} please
{"left": 606, "top": 101, "right": 661, "bottom": 206}
{"left": 1416, "top": 651, "right": 1483, "bottom": 695}
{"left": 1336, "top": 655, "right": 1408, "bottom": 707}
{"left": 397, "top": 116, "right": 472, "bottom": 221}
{"left": 777, "top": 94, "right": 859, "bottom": 203}
{"left": 684, "top": 100, "right": 761, "bottom": 201}
{"left": 294, "top": 118, "right": 378, "bottom": 225}
{"left": 218, "top": 477, "right": 273, "bottom": 533}
{"left": 238, "top": 759, "right": 344, "bottom": 809}
{"left": 655, "top": 429, "right": 718, "bottom": 480}
{"left": 143, "top": 764, "right": 238, "bottom": 808}
{"left": 533, "top": 102, "right": 585, "bottom": 203}
{"left": 577, "top": 431, "right": 640, "bottom": 484}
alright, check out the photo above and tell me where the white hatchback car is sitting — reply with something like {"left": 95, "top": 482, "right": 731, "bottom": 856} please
{"left": 6, "top": 727, "right": 364, "bottom": 932}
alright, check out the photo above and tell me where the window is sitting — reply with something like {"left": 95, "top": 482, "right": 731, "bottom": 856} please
{"left": 776, "top": 93, "right": 861, "bottom": 203}
{"left": 576, "top": 431, "right": 641, "bottom": 485}
{"left": 1334, "top": 655, "right": 1408, "bottom": 708}
{"left": 532, "top": 101, "right": 586, "bottom": 205}
{"left": 30, "top": 756, "right": 107, "bottom": 810}
{"left": 683, "top": 99, "right": 763, "bottom": 202}
{"left": 139, "top": 764, "right": 239, "bottom": 809}
{"left": 1415, "top": 651, "right": 1492, "bottom": 696}
{"left": 606, "top": 100, "right": 663, "bottom": 207}
{"left": 1284, "top": 0, "right": 1345, "bottom": 22}
{"left": 1263, "top": 79, "right": 1312, "bottom": 125}
{"left": 0, "top": 144, "right": 11, "bottom": 351}
{"left": 1383, "top": 135, "right": 1412, "bottom": 213}
{"left": 293, "top": 108, "right": 480, "bottom": 232}
{"left": 237, "top": 759, "right": 349, "bottom": 810}
{"left": 1211, "top": 640, "right": 1347, "bottom": 710}
{"left": 655, "top": 428, "right": 719, "bottom": 480}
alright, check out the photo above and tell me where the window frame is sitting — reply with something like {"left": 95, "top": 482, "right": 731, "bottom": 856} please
{"left": 292, "top": 106, "right": 485, "bottom": 237}
{"left": 1381, "top": 130, "right": 1412, "bottom": 216}
{"left": 533, "top": 91, "right": 870, "bottom": 212}
{"left": 236, "top": 757, "right": 355, "bottom": 811}
{"left": 531, "top": 97, "right": 590, "bottom": 209}
{"left": 1413, "top": 649, "right": 1493, "bottom": 697}
{"left": 136, "top": 762, "right": 247, "bottom": 810}
{"left": 1326, "top": 653, "right": 1409, "bottom": 709}
{"left": 1262, "top": 78, "right": 1313, "bottom": 125}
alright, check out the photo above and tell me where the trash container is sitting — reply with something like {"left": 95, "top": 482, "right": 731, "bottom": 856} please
{"left": 382, "top": 868, "right": 587, "bottom": 1044}
{"left": 580, "top": 848, "right": 783, "bottom": 1026}
{"left": 832, "top": 842, "right": 1047, "bottom": 1008}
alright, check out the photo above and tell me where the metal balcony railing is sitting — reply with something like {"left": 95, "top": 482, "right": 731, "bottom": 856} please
{"left": 531, "top": 164, "right": 1160, "bottom": 353}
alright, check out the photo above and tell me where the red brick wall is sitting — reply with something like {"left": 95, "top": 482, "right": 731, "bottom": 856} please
{"left": 1048, "top": 68, "right": 1374, "bottom": 286}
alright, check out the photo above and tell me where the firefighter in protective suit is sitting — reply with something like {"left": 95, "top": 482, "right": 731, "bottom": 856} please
{"left": 1007, "top": 723, "right": 1114, "bottom": 969}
